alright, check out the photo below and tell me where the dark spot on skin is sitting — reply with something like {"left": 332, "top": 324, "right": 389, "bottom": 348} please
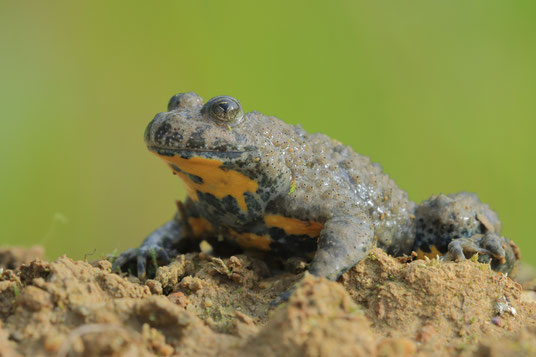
{"left": 196, "top": 192, "right": 226, "bottom": 216}
{"left": 244, "top": 193, "right": 262, "bottom": 214}
{"left": 212, "top": 138, "right": 233, "bottom": 152}
{"left": 170, "top": 164, "right": 182, "bottom": 172}
{"left": 165, "top": 131, "right": 183, "bottom": 146}
{"left": 155, "top": 123, "right": 171, "bottom": 143}
{"left": 260, "top": 190, "right": 272, "bottom": 202}
{"left": 333, "top": 145, "right": 345, "bottom": 154}
{"left": 219, "top": 159, "right": 266, "bottom": 182}
{"left": 168, "top": 164, "right": 202, "bottom": 183}
{"left": 186, "top": 173, "right": 203, "bottom": 184}
{"left": 221, "top": 196, "right": 240, "bottom": 215}
{"left": 186, "top": 126, "right": 209, "bottom": 149}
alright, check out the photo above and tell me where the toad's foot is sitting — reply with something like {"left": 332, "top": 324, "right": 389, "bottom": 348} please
{"left": 447, "top": 232, "right": 518, "bottom": 275}
{"left": 448, "top": 233, "right": 505, "bottom": 263}
{"left": 112, "top": 246, "right": 172, "bottom": 279}
{"left": 112, "top": 219, "right": 185, "bottom": 278}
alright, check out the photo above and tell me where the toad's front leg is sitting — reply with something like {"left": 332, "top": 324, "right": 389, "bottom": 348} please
{"left": 112, "top": 217, "right": 189, "bottom": 278}
{"left": 309, "top": 214, "right": 374, "bottom": 280}
{"left": 271, "top": 214, "right": 374, "bottom": 304}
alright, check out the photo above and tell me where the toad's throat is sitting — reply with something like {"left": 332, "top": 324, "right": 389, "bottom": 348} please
{"left": 154, "top": 153, "right": 258, "bottom": 211}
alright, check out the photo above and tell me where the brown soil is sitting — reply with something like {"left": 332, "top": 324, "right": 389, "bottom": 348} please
{"left": 0, "top": 246, "right": 535, "bottom": 356}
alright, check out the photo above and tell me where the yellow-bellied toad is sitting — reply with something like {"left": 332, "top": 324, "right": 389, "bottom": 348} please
{"left": 113, "top": 93, "right": 519, "bottom": 281}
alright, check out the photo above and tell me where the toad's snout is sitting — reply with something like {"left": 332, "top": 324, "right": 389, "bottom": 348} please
{"left": 144, "top": 112, "right": 185, "bottom": 150}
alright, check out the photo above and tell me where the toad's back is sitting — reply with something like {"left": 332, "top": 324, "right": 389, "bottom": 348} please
{"left": 261, "top": 126, "right": 417, "bottom": 257}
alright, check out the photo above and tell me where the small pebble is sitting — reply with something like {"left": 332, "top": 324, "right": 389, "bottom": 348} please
{"left": 145, "top": 279, "right": 163, "bottom": 295}
{"left": 494, "top": 296, "right": 517, "bottom": 316}
{"left": 167, "top": 292, "right": 189, "bottom": 308}
{"left": 199, "top": 240, "right": 213, "bottom": 254}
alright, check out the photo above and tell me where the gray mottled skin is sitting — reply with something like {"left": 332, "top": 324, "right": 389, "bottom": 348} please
{"left": 113, "top": 92, "right": 519, "bottom": 281}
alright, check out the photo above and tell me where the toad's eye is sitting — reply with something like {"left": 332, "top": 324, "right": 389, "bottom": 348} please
{"left": 167, "top": 92, "right": 203, "bottom": 111}
{"left": 202, "top": 95, "right": 244, "bottom": 125}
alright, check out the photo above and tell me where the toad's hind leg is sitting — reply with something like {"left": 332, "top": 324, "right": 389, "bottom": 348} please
{"left": 447, "top": 232, "right": 518, "bottom": 274}
{"left": 309, "top": 215, "right": 374, "bottom": 280}
{"left": 413, "top": 192, "right": 519, "bottom": 275}
{"left": 112, "top": 218, "right": 191, "bottom": 278}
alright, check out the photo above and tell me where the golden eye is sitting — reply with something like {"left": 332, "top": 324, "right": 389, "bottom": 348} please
{"left": 202, "top": 95, "right": 244, "bottom": 125}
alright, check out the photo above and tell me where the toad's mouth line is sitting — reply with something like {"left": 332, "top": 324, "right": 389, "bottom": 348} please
{"left": 147, "top": 146, "right": 256, "bottom": 156}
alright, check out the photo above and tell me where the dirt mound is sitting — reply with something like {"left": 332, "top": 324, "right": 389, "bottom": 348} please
{"left": 0, "top": 247, "right": 534, "bottom": 356}
{"left": 342, "top": 250, "right": 533, "bottom": 353}
{"left": 0, "top": 246, "right": 43, "bottom": 270}
{"left": 237, "top": 275, "right": 378, "bottom": 357}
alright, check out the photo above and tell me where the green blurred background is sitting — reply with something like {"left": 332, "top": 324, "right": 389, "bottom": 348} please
{"left": 1, "top": 1, "right": 535, "bottom": 264}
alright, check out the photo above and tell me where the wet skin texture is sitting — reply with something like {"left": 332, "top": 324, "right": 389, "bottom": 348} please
{"left": 114, "top": 93, "right": 519, "bottom": 281}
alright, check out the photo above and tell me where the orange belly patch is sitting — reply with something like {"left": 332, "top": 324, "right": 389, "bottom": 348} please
{"left": 264, "top": 215, "right": 323, "bottom": 238}
{"left": 415, "top": 245, "right": 443, "bottom": 260}
{"left": 155, "top": 154, "right": 258, "bottom": 212}
{"left": 228, "top": 228, "right": 272, "bottom": 251}
{"left": 187, "top": 217, "right": 213, "bottom": 238}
